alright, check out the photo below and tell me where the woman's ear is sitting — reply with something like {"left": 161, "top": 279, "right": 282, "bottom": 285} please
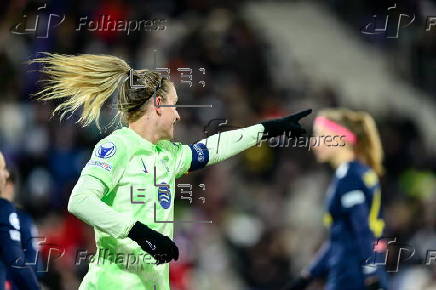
{"left": 154, "top": 96, "right": 162, "bottom": 115}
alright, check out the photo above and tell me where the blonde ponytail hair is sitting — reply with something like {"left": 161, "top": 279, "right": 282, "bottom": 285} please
{"left": 30, "top": 53, "right": 170, "bottom": 128}
{"left": 318, "top": 108, "right": 384, "bottom": 176}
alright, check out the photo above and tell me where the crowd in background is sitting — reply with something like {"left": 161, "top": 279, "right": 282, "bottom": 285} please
{"left": 0, "top": 0, "right": 435, "bottom": 289}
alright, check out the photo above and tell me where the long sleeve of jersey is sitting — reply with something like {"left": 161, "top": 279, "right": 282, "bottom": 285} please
{"left": 347, "top": 199, "right": 377, "bottom": 275}
{"left": 198, "top": 124, "right": 264, "bottom": 166}
{"left": 68, "top": 175, "right": 136, "bottom": 239}
{"left": 171, "top": 124, "right": 266, "bottom": 177}
{"left": 307, "top": 241, "right": 331, "bottom": 278}
{"left": 338, "top": 172, "right": 377, "bottom": 276}
{"left": 0, "top": 200, "right": 39, "bottom": 290}
{"left": 180, "top": 124, "right": 265, "bottom": 175}
{"left": 16, "top": 210, "right": 40, "bottom": 275}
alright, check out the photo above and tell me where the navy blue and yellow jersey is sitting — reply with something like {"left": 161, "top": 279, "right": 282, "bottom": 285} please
{"left": 0, "top": 198, "right": 39, "bottom": 290}
{"left": 307, "top": 161, "right": 386, "bottom": 290}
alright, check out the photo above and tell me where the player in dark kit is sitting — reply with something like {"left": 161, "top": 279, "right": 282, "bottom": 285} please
{"left": 0, "top": 151, "right": 39, "bottom": 290}
{"left": 287, "top": 109, "right": 387, "bottom": 290}
{"left": 3, "top": 170, "right": 42, "bottom": 289}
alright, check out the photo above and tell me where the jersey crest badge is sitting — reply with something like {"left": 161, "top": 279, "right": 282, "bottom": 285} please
{"left": 158, "top": 183, "right": 171, "bottom": 209}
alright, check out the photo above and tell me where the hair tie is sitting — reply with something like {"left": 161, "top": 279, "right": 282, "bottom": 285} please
{"left": 314, "top": 116, "right": 357, "bottom": 145}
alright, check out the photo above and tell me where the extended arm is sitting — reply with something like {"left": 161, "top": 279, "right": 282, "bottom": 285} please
{"left": 68, "top": 175, "right": 178, "bottom": 264}
{"left": 186, "top": 109, "right": 312, "bottom": 171}
{"left": 197, "top": 124, "right": 264, "bottom": 166}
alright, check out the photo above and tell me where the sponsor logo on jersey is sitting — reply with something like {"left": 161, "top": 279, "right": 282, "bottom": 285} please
{"left": 140, "top": 158, "right": 148, "bottom": 173}
{"left": 96, "top": 142, "right": 116, "bottom": 159}
{"left": 341, "top": 190, "right": 365, "bottom": 208}
{"left": 87, "top": 160, "right": 113, "bottom": 172}
{"left": 9, "top": 212, "right": 20, "bottom": 230}
{"left": 9, "top": 212, "right": 21, "bottom": 242}
{"left": 158, "top": 183, "right": 171, "bottom": 209}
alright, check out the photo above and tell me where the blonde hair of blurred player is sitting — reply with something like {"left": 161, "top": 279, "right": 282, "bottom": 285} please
{"left": 313, "top": 108, "right": 383, "bottom": 176}
{"left": 30, "top": 53, "right": 180, "bottom": 143}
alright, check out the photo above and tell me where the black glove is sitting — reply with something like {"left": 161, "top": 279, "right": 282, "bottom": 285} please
{"left": 284, "top": 276, "right": 311, "bottom": 290}
{"left": 128, "top": 221, "right": 179, "bottom": 264}
{"left": 261, "top": 109, "right": 312, "bottom": 138}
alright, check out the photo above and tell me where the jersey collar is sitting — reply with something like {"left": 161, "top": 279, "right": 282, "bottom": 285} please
{"left": 121, "top": 127, "right": 157, "bottom": 151}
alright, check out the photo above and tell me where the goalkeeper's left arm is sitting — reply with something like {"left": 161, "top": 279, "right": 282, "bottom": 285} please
{"left": 184, "top": 109, "right": 311, "bottom": 171}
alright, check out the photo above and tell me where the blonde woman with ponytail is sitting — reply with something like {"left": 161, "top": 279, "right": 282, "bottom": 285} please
{"left": 286, "top": 109, "right": 388, "bottom": 290}
{"left": 31, "top": 53, "right": 311, "bottom": 289}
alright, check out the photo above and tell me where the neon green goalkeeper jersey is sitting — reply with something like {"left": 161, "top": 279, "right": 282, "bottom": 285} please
{"left": 71, "top": 124, "right": 264, "bottom": 289}
{"left": 79, "top": 127, "right": 192, "bottom": 289}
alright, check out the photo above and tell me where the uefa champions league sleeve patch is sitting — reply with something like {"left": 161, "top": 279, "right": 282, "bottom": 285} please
{"left": 96, "top": 142, "right": 117, "bottom": 159}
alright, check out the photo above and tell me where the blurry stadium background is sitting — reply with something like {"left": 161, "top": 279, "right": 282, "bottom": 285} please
{"left": 1, "top": 0, "right": 436, "bottom": 289}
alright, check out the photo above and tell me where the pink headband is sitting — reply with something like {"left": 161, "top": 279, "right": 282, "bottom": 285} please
{"left": 314, "top": 116, "right": 357, "bottom": 145}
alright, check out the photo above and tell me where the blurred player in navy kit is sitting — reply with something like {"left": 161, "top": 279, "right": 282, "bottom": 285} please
{"left": 0, "top": 151, "right": 40, "bottom": 290}
{"left": 287, "top": 109, "right": 387, "bottom": 290}
{"left": 3, "top": 169, "right": 43, "bottom": 289}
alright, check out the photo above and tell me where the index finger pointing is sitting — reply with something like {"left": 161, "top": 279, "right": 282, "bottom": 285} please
{"left": 293, "top": 109, "right": 312, "bottom": 120}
